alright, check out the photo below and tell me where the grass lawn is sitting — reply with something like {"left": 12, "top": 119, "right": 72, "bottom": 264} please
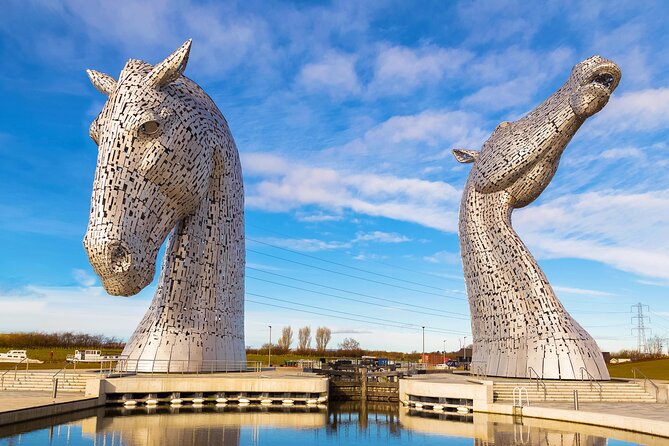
{"left": 1, "top": 349, "right": 333, "bottom": 371}
{"left": 607, "top": 358, "right": 669, "bottom": 380}
{"left": 0, "top": 347, "right": 123, "bottom": 371}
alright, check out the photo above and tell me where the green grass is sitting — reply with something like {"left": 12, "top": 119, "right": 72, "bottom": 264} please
{"left": 607, "top": 358, "right": 669, "bottom": 380}
{"left": 0, "top": 347, "right": 123, "bottom": 371}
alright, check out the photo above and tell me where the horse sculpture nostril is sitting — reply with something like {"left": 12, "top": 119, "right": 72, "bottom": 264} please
{"left": 108, "top": 241, "right": 132, "bottom": 273}
{"left": 592, "top": 73, "right": 614, "bottom": 88}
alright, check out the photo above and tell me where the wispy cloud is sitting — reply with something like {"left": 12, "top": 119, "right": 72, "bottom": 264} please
{"left": 553, "top": 285, "right": 616, "bottom": 298}
{"left": 251, "top": 230, "right": 411, "bottom": 253}
{"left": 516, "top": 189, "right": 669, "bottom": 280}
{"left": 0, "top": 284, "right": 149, "bottom": 338}
{"left": 297, "top": 51, "right": 361, "bottom": 97}
{"left": 589, "top": 88, "right": 669, "bottom": 134}
{"left": 353, "top": 231, "right": 411, "bottom": 243}
{"left": 424, "top": 250, "right": 461, "bottom": 265}
{"left": 244, "top": 152, "right": 462, "bottom": 232}
{"left": 368, "top": 44, "right": 472, "bottom": 96}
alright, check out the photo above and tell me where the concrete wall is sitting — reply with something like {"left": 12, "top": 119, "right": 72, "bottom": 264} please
{"left": 87, "top": 373, "right": 328, "bottom": 397}
{"left": 399, "top": 378, "right": 493, "bottom": 411}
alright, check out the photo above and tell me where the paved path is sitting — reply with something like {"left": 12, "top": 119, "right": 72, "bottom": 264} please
{"left": 531, "top": 401, "right": 669, "bottom": 424}
{"left": 0, "top": 391, "right": 89, "bottom": 414}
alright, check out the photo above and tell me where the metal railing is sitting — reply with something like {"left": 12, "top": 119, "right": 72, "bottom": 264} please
{"left": 579, "top": 367, "right": 603, "bottom": 401}
{"left": 51, "top": 361, "right": 77, "bottom": 395}
{"left": 513, "top": 386, "right": 529, "bottom": 407}
{"left": 113, "top": 358, "right": 263, "bottom": 376}
{"left": 527, "top": 367, "right": 547, "bottom": 401}
{"left": 631, "top": 367, "right": 661, "bottom": 403}
{"left": 0, "top": 357, "right": 30, "bottom": 390}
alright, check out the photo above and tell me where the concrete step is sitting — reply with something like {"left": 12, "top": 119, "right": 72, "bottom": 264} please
{"left": 492, "top": 380, "right": 655, "bottom": 403}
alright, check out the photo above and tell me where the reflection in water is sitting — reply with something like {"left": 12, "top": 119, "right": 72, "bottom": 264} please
{"left": 92, "top": 405, "right": 327, "bottom": 446}
{"left": 400, "top": 408, "right": 615, "bottom": 446}
{"left": 0, "top": 402, "right": 648, "bottom": 446}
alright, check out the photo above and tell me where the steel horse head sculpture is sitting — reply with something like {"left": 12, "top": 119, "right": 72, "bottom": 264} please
{"left": 84, "top": 40, "right": 246, "bottom": 371}
{"left": 453, "top": 56, "right": 621, "bottom": 379}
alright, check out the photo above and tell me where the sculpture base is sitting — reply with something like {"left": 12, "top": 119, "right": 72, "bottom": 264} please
{"left": 471, "top": 337, "right": 610, "bottom": 380}
{"left": 118, "top": 329, "right": 247, "bottom": 374}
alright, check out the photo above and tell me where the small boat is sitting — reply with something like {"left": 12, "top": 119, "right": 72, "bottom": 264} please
{"left": 66, "top": 350, "right": 120, "bottom": 363}
{"left": 0, "top": 350, "right": 43, "bottom": 363}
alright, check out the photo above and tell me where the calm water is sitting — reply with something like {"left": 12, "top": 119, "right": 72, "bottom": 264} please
{"left": 0, "top": 402, "right": 649, "bottom": 445}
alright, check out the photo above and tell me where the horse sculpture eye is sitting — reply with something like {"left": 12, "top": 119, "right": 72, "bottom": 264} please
{"left": 140, "top": 121, "right": 160, "bottom": 135}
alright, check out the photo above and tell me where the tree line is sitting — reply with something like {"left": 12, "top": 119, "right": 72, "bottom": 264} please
{"left": 244, "top": 325, "right": 365, "bottom": 355}
{"left": 0, "top": 331, "right": 125, "bottom": 349}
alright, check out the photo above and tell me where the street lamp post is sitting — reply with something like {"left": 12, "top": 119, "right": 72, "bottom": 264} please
{"left": 443, "top": 339, "right": 446, "bottom": 364}
{"left": 268, "top": 325, "right": 272, "bottom": 367}
{"left": 422, "top": 326, "right": 425, "bottom": 365}
{"left": 463, "top": 336, "right": 468, "bottom": 364}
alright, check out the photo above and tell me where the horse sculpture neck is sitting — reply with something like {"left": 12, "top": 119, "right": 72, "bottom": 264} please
{"left": 120, "top": 111, "right": 246, "bottom": 371}
{"left": 454, "top": 55, "right": 622, "bottom": 380}
{"left": 459, "top": 177, "right": 609, "bottom": 379}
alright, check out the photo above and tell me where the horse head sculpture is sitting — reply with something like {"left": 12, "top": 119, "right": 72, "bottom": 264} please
{"left": 84, "top": 40, "right": 246, "bottom": 371}
{"left": 453, "top": 56, "right": 620, "bottom": 379}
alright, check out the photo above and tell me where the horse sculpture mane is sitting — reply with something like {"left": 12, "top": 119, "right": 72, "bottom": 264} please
{"left": 83, "top": 40, "right": 245, "bottom": 372}
{"left": 453, "top": 56, "right": 621, "bottom": 379}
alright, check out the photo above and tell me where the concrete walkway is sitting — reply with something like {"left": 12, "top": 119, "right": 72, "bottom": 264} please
{"left": 0, "top": 391, "right": 99, "bottom": 426}
{"left": 0, "top": 391, "right": 90, "bottom": 413}
{"left": 532, "top": 401, "right": 669, "bottom": 424}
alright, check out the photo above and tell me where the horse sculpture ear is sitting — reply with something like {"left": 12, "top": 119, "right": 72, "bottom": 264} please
{"left": 87, "top": 69, "right": 117, "bottom": 96}
{"left": 452, "top": 149, "right": 479, "bottom": 164}
{"left": 145, "top": 39, "right": 192, "bottom": 89}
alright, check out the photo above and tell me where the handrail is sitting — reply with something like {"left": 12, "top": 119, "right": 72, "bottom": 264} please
{"left": 51, "top": 361, "right": 77, "bottom": 396}
{"left": 0, "top": 357, "right": 29, "bottom": 389}
{"left": 527, "top": 367, "right": 547, "bottom": 401}
{"left": 513, "top": 386, "right": 529, "bottom": 407}
{"left": 52, "top": 361, "right": 75, "bottom": 381}
{"left": 579, "top": 367, "right": 603, "bottom": 401}
{"left": 631, "top": 367, "right": 660, "bottom": 402}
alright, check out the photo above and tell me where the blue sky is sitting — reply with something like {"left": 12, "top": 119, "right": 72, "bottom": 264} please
{"left": 1, "top": 0, "right": 669, "bottom": 353}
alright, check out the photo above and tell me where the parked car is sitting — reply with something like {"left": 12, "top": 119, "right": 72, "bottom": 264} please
{"left": 446, "top": 360, "right": 460, "bottom": 369}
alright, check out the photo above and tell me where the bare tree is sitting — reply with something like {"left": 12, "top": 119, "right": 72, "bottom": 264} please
{"left": 298, "top": 326, "right": 311, "bottom": 351}
{"left": 338, "top": 337, "right": 361, "bottom": 351}
{"left": 277, "top": 326, "right": 293, "bottom": 352}
{"left": 647, "top": 335, "right": 664, "bottom": 356}
{"left": 315, "top": 326, "right": 331, "bottom": 352}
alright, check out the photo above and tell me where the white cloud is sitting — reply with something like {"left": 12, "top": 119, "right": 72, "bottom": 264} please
{"left": 0, "top": 284, "right": 149, "bottom": 338}
{"left": 72, "top": 268, "right": 96, "bottom": 287}
{"left": 297, "top": 52, "right": 361, "bottom": 96}
{"left": 252, "top": 237, "right": 350, "bottom": 252}
{"left": 589, "top": 88, "right": 669, "bottom": 134}
{"left": 598, "top": 147, "right": 644, "bottom": 160}
{"left": 251, "top": 231, "right": 410, "bottom": 253}
{"left": 353, "top": 231, "right": 410, "bottom": 243}
{"left": 424, "top": 251, "right": 461, "bottom": 265}
{"left": 515, "top": 189, "right": 669, "bottom": 280}
{"left": 322, "top": 109, "right": 488, "bottom": 169}
{"left": 553, "top": 285, "right": 616, "bottom": 297}
{"left": 368, "top": 44, "right": 472, "bottom": 95}
{"left": 295, "top": 212, "right": 343, "bottom": 222}
{"left": 244, "top": 152, "right": 462, "bottom": 232}
{"left": 461, "top": 47, "right": 573, "bottom": 111}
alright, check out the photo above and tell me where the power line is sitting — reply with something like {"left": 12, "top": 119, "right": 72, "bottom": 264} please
{"left": 246, "top": 266, "right": 468, "bottom": 314}
{"left": 247, "top": 274, "right": 470, "bottom": 321}
{"left": 245, "top": 292, "right": 468, "bottom": 335}
{"left": 248, "top": 237, "right": 448, "bottom": 291}
{"left": 248, "top": 249, "right": 465, "bottom": 300}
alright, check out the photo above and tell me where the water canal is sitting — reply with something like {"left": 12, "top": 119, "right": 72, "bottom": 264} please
{"left": 0, "top": 402, "right": 652, "bottom": 445}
